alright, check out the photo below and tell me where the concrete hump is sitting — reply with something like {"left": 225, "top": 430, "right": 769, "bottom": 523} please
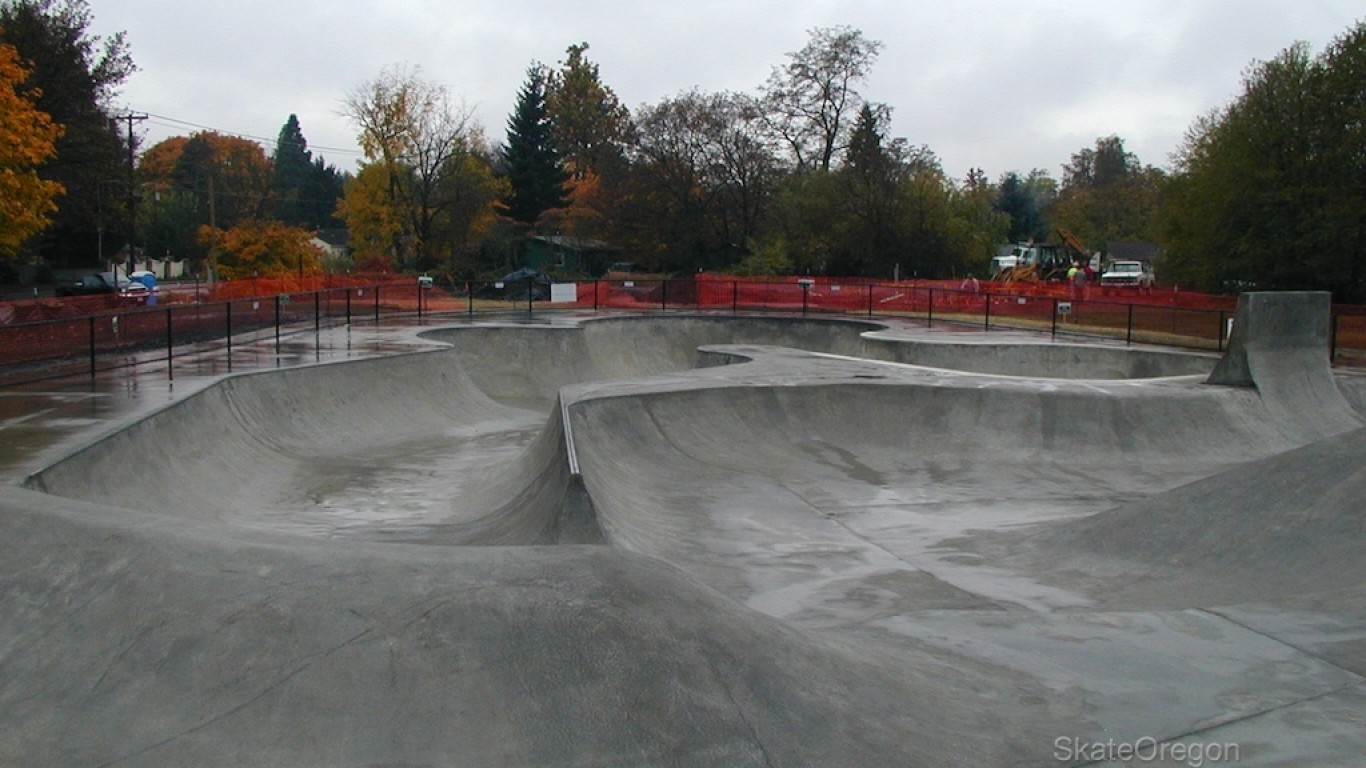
{"left": 1026, "top": 424, "right": 1366, "bottom": 609}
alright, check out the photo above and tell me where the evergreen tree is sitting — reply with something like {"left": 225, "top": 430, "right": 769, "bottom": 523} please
{"left": 267, "top": 115, "right": 344, "bottom": 230}
{"left": 501, "top": 65, "right": 568, "bottom": 226}
{"left": 994, "top": 171, "right": 1049, "bottom": 243}
{"left": 271, "top": 114, "right": 314, "bottom": 226}
{"left": 845, "top": 103, "right": 889, "bottom": 176}
{"left": 305, "top": 156, "right": 346, "bottom": 229}
{"left": 833, "top": 104, "right": 904, "bottom": 275}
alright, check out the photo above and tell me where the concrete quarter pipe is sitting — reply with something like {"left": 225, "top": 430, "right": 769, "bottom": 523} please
{"left": 2, "top": 294, "right": 1364, "bottom": 766}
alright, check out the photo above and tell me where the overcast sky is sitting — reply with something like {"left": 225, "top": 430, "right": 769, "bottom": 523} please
{"left": 88, "top": 0, "right": 1361, "bottom": 181}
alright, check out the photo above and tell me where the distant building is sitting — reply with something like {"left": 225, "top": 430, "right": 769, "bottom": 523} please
{"left": 525, "top": 235, "right": 619, "bottom": 276}
{"left": 111, "top": 245, "right": 186, "bottom": 279}
{"left": 310, "top": 229, "right": 352, "bottom": 269}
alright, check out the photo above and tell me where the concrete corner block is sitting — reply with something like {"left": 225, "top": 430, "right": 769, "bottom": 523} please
{"left": 1206, "top": 291, "right": 1332, "bottom": 388}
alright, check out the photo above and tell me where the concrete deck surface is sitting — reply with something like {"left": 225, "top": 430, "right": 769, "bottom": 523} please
{"left": 2, "top": 297, "right": 1365, "bottom": 766}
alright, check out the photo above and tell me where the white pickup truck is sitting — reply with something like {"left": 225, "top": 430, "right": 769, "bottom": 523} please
{"left": 1099, "top": 260, "right": 1155, "bottom": 288}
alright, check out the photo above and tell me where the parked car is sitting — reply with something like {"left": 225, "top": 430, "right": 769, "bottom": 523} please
{"left": 475, "top": 268, "right": 552, "bottom": 301}
{"left": 1099, "top": 260, "right": 1155, "bottom": 288}
{"left": 603, "top": 261, "right": 647, "bottom": 277}
{"left": 55, "top": 272, "right": 150, "bottom": 305}
{"left": 119, "top": 281, "right": 150, "bottom": 304}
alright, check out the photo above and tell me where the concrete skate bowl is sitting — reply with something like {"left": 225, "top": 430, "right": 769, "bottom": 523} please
{"left": 7, "top": 302, "right": 1366, "bottom": 766}
{"left": 23, "top": 315, "right": 1218, "bottom": 545}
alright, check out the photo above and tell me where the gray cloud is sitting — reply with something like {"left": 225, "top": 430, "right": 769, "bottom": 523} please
{"left": 90, "top": 0, "right": 1362, "bottom": 180}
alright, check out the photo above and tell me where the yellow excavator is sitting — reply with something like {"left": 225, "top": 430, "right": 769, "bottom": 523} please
{"left": 993, "top": 229, "right": 1092, "bottom": 283}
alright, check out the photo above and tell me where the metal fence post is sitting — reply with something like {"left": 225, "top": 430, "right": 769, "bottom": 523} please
{"left": 1051, "top": 297, "right": 1059, "bottom": 339}
{"left": 867, "top": 283, "right": 874, "bottom": 318}
{"left": 1330, "top": 312, "right": 1338, "bottom": 364}
{"left": 983, "top": 292, "right": 991, "bottom": 331}
{"left": 166, "top": 308, "right": 174, "bottom": 379}
{"left": 274, "top": 295, "right": 282, "bottom": 353}
{"left": 226, "top": 300, "right": 233, "bottom": 365}
{"left": 345, "top": 287, "right": 352, "bottom": 325}
{"left": 661, "top": 280, "right": 668, "bottom": 312}
{"left": 374, "top": 285, "right": 380, "bottom": 324}
{"left": 467, "top": 282, "right": 474, "bottom": 317}
{"left": 1217, "top": 310, "right": 1227, "bottom": 352}
{"left": 733, "top": 281, "right": 739, "bottom": 315}
{"left": 314, "top": 291, "right": 321, "bottom": 332}
{"left": 927, "top": 288, "right": 934, "bottom": 328}
{"left": 88, "top": 316, "right": 96, "bottom": 378}
{"left": 1126, "top": 304, "right": 1134, "bottom": 345}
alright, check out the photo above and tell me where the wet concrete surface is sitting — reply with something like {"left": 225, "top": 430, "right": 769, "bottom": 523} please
{"left": 5, "top": 304, "right": 1365, "bottom": 766}
{"left": 0, "top": 311, "right": 1121, "bottom": 482}
{"left": 0, "top": 319, "right": 455, "bottom": 480}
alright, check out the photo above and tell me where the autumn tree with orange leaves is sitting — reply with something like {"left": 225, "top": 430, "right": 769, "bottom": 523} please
{"left": 199, "top": 219, "right": 320, "bottom": 280}
{"left": 134, "top": 131, "right": 273, "bottom": 269}
{"left": 0, "top": 40, "right": 63, "bottom": 262}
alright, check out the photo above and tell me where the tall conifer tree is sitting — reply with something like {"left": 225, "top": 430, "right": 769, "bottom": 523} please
{"left": 271, "top": 114, "right": 312, "bottom": 226}
{"left": 270, "top": 115, "right": 344, "bottom": 229}
{"left": 501, "top": 65, "right": 568, "bottom": 226}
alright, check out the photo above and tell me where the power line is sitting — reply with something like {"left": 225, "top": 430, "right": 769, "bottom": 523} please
{"left": 137, "top": 111, "right": 366, "bottom": 158}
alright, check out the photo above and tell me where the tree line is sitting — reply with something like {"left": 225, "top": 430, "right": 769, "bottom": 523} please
{"left": 2, "top": 1, "right": 1363, "bottom": 300}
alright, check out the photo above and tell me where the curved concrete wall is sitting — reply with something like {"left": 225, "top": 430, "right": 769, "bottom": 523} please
{"left": 28, "top": 350, "right": 570, "bottom": 543}
{"left": 570, "top": 376, "right": 1327, "bottom": 569}
{"left": 860, "top": 336, "right": 1215, "bottom": 378}
{"left": 8, "top": 303, "right": 1366, "bottom": 766}
{"left": 21, "top": 314, "right": 1309, "bottom": 546}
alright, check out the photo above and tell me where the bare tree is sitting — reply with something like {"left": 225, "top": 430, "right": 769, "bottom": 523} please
{"left": 761, "top": 26, "right": 883, "bottom": 172}
{"left": 343, "top": 65, "right": 481, "bottom": 268}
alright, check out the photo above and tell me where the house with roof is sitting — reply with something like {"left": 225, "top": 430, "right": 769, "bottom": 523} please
{"left": 524, "top": 235, "right": 620, "bottom": 277}
{"left": 310, "top": 229, "right": 352, "bottom": 270}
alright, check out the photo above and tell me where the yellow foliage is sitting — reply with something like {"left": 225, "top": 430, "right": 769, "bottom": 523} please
{"left": 0, "top": 42, "right": 64, "bottom": 257}
{"left": 335, "top": 163, "right": 402, "bottom": 260}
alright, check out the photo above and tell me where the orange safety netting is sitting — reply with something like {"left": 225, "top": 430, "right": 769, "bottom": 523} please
{"left": 4, "top": 274, "right": 1365, "bottom": 377}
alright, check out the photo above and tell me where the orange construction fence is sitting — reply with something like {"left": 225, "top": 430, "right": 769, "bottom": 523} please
{"left": 3, "top": 273, "right": 1364, "bottom": 385}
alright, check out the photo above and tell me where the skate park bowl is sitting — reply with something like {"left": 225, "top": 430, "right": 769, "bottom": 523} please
{"left": 5, "top": 294, "right": 1366, "bottom": 765}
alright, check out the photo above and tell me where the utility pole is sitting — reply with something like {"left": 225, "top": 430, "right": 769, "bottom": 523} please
{"left": 119, "top": 113, "right": 148, "bottom": 281}
{"left": 206, "top": 175, "right": 218, "bottom": 284}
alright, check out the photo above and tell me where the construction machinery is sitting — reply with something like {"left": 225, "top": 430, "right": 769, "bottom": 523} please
{"left": 992, "top": 229, "right": 1092, "bottom": 283}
